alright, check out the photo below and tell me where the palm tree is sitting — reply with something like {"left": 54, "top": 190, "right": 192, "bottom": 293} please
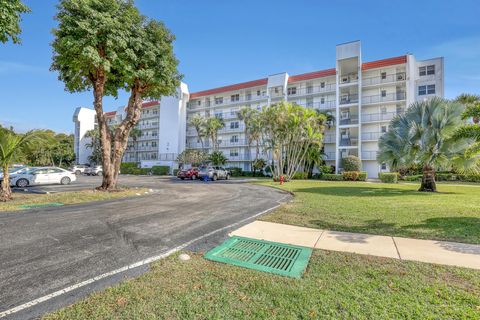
{"left": 205, "top": 116, "right": 224, "bottom": 151}
{"left": 237, "top": 107, "right": 253, "bottom": 169}
{"left": 453, "top": 94, "right": 480, "bottom": 156}
{"left": 129, "top": 127, "right": 142, "bottom": 163}
{"left": 189, "top": 114, "right": 206, "bottom": 150}
{"left": 455, "top": 93, "right": 480, "bottom": 124}
{"left": 0, "top": 129, "right": 37, "bottom": 201}
{"left": 248, "top": 109, "right": 262, "bottom": 162}
{"left": 378, "top": 97, "right": 479, "bottom": 192}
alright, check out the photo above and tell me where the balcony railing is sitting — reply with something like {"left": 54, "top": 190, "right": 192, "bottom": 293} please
{"left": 137, "top": 123, "right": 159, "bottom": 130}
{"left": 340, "top": 94, "right": 359, "bottom": 105}
{"left": 157, "top": 153, "right": 177, "bottom": 161}
{"left": 339, "top": 117, "right": 359, "bottom": 125}
{"left": 323, "top": 135, "right": 335, "bottom": 143}
{"left": 361, "top": 132, "right": 384, "bottom": 141}
{"left": 297, "top": 100, "right": 336, "bottom": 110}
{"left": 227, "top": 154, "right": 252, "bottom": 161}
{"left": 361, "top": 151, "right": 377, "bottom": 160}
{"left": 361, "top": 112, "right": 397, "bottom": 123}
{"left": 339, "top": 137, "right": 359, "bottom": 147}
{"left": 287, "top": 83, "right": 336, "bottom": 97}
{"left": 362, "top": 92, "right": 406, "bottom": 105}
{"left": 362, "top": 72, "right": 406, "bottom": 86}
{"left": 324, "top": 152, "right": 336, "bottom": 160}
{"left": 137, "top": 135, "right": 158, "bottom": 141}
{"left": 189, "top": 94, "right": 268, "bottom": 109}
{"left": 339, "top": 74, "right": 359, "bottom": 84}
{"left": 219, "top": 125, "right": 245, "bottom": 133}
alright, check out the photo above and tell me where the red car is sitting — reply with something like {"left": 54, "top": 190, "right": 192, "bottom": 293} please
{"left": 177, "top": 167, "right": 199, "bottom": 180}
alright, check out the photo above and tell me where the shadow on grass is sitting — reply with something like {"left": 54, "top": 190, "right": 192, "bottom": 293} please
{"left": 296, "top": 186, "right": 456, "bottom": 197}
{"left": 310, "top": 217, "right": 480, "bottom": 245}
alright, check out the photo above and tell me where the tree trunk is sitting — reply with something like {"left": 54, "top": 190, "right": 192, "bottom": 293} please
{"left": 419, "top": 165, "right": 437, "bottom": 192}
{"left": 0, "top": 164, "right": 12, "bottom": 201}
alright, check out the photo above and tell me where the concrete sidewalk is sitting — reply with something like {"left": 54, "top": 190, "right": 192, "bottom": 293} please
{"left": 230, "top": 221, "right": 480, "bottom": 270}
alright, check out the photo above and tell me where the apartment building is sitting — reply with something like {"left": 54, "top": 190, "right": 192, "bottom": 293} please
{"left": 186, "top": 41, "right": 444, "bottom": 177}
{"left": 74, "top": 41, "right": 444, "bottom": 178}
{"left": 73, "top": 83, "right": 189, "bottom": 171}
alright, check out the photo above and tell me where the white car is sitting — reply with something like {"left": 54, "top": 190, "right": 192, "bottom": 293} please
{"left": 10, "top": 167, "right": 77, "bottom": 187}
{"left": 69, "top": 164, "right": 90, "bottom": 175}
{"left": 85, "top": 165, "right": 103, "bottom": 176}
{"left": 0, "top": 166, "right": 29, "bottom": 182}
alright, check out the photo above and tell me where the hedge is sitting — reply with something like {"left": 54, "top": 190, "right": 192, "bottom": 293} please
{"left": 120, "top": 165, "right": 170, "bottom": 175}
{"left": 322, "top": 173, "right": 343, "bottom": 181}
{"left": 151, "top": 166, "right": 170, "bottom": 175}
{"left": 379, "top": 172, "right": 399, "bottom": 183}
{"left": 292, "top": 172, "right": 308, "bottom": 180}
{"left": 402, "top": 173, "right": 480, "bottom": 183}
{"left": 342, "top": 171, "right": 360, "bottom": 181}
{"left": 358, "top": 171, "right": 368, "bottom": 181}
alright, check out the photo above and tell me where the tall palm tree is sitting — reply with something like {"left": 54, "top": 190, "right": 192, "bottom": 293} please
{"left": 456, "top": 93, "right": 480, "bottom": 124}
{"left": 129, "top": 127, "right": 142, "bottom": 163}
{"left": 248, "top": 110, "right": 263, "bottom": 161}
{"left": 237, "top": 107, "right": 253, "bottom": 168}
{"left": 453, "top": 94, "right": 480, "bottom": 156}
{"left": 378, "top": 97, "right": 479, "bottom": 192}
{"left": 0, "top": 129, "right": 37, "bottom": 201}
{"left": 205, "top": 117, "right": 224, "bottom": 151}
{"left": 189, "top": 114, "right": 206, "bottom": 150}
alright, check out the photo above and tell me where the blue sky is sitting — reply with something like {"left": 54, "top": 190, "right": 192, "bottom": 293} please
{"left": 1, "top": 0, "right": 479, "bottom": 133}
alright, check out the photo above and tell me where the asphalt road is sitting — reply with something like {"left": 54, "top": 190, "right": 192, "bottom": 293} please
{"left": 1, "top": 177, "right": 289, "bottom": 319}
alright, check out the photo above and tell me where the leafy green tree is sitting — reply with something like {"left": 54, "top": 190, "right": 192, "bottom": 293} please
{"left": 189, "top": 114, "right": 206, "bottom": 150}
{"left": 0, "top": 0, "right": 30, "bottom": 44}
{"left": 378, "top": 97, "right": 479, "bottom": 192}
{"left": 0, "top": 129, "right": 37, "bottom": 201}
{"left": 260, "top": 101, "right": 326, "bottom": 181}
{"left": 208, "top": 151, "right": 227, "bottom": 166}
{"left": 205, "top": 117, "right": 224, "bottom": 151}
{"left": 51, "top": 0, "right": 180, "bottom": 190}
{"left": 176, "top": 149, "right": 208, "bottom": 167}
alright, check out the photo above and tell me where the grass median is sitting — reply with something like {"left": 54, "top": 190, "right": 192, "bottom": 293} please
{"left": 44, "top": 251, "right": 480, "bottom": 319}
{"left": 256, "top": 180, "right": 480, "bottom": 244}
{"left": 0, "top": 188, "right": 149, "bottom": 212}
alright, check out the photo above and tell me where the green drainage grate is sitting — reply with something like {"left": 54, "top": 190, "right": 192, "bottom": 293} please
{"left": 19, "top": 202, "right": 64, "bottom": 209}
{"left": 204, "top": 236, "right": 312, "bottom": 279}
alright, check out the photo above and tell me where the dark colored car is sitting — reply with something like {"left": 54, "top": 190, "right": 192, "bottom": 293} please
{"left": 177, "top": 167, "right": 199, "bottom": 180}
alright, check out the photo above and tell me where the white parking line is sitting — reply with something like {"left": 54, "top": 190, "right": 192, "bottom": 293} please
{"left": 0, "top": 198, "right": 287, "bottom": 318}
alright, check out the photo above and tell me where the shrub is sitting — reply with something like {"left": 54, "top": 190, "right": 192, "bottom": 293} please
{"left": 358, "top": 171, "right": 368, "bottom": 181}
{"left": 341, "top": 155, "right": 361, "bottom": 172}
{"left": 403, "top": 175, "right": 422, "bottom": 182}
{"left": 226, "top": 167, "right": 243, "bottom": 177}
{"left": 379, "top": 172, "right": 399, "bottom": 183}
{"left": 342, "top": 171, "right": 360, "bottom": 181}
{"left": 292, "top": 172, "right": 308, "bottom": 180}
{"left": 318, "top": 165, "right": 334, "bottom": 174}
{"left": 120, "top": 162, "right": 137, "bottom": 172}
{"left": 322, "top": 173, "right": 343, "bottom": 181}
{"left": 151, "top": 166, "right": 170, "bottom": 175}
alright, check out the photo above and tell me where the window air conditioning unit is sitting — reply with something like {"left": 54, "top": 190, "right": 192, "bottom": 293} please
{"left": 397, "top": 73, "right": 406, "bottom": 81}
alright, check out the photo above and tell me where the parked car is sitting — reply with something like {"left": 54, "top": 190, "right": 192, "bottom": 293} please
{"left": 85, "top": 165, "right": 103, "bottom": 176}
{"left": 10, "top": 167, "right": 76, "bottom": 187}
{"left": 198, "top": 166, "right": 230, "bottom": 181}
{"left": 177, "top": 167, "right": 199, "bottom": 180}
{"left": 69, "top": 164, "right": 89, "bottom": 175}
{"left": 0, "top": 166, "right": 29, "bottom": 183}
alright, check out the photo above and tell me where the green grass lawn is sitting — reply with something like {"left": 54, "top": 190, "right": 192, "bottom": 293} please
{"left": 257, "top": 180, "right": 480, "bottom": 244}
{"left": 44, "top": 251, "right": 480, "bottom": 319}
{"left": 0, "top": 188, "right": 148, "bottom": 212}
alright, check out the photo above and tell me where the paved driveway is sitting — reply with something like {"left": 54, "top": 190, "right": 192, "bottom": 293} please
{"left": 0, "top": 178, "right": 289, "bottom": 319}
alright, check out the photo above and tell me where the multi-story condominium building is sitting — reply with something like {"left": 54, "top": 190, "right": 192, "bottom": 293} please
{"left": 73, "top": 83, "right": 189, "bottom": 171}
{"left": 186, "top": 41, "right": 444, "bottom": 177}
{"left": 74, "top": 41, "right": 444, "bottom": 178}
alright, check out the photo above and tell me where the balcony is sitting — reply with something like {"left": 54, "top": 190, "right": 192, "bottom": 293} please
{"left": 339, "top": 73, "right": 359, "bottom": 85}
{"left": 362, "top": 72, "right": 406, "bottom": 87}
{"left": 137, "top": 123, "right": 159, "bottom": 130}
{"left": 338, "top": 136, "right": 358, "bottom": 147}
{"left": 323, "top": 135, "right": 335, "bottom": 143}
{"left": 339, "top": 94, "right": 359, "bottom": 105}
{"left": 287, "top": 83, "right": 336, "bottom": 97}
{"left": 324, "top": 152, "right": 336, "bottom": 160}
{"left": 157, "top": 153, "right": 177, "bottom": 161}
{"left": 189, "top": 94, "right": 268, "bottom": 110}
{"left": 361, "top": 131, "right": 384, "bottom": 141}
{"left": 362, "top": 92, "right": 406, "bottom": 105}
{"left": 361, "top": 112, "right": 397, "bottom": 123}
{"left": 137, "top": 135, "right": 158, "bottom": 141}
{"left": 361, "top": 151, "right": 377, "bottom": 160}
{"left": 219, "top": 124, "right": 245, "bottom": 133}
{"left": 339, "top": 116, "right": 359, "bottom": 126}
{"left": 227, "top": 154, "right": 252, "bottom": 161}
{"left": 135, "top": 146, "right": 158, "bottom": 152}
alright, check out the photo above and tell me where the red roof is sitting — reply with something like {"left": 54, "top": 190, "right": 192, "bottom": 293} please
{"left": 190, "top": 78, "right": 268, "bottom": 99}
{"left": 103, "top": 100, "right": 160, "bottom": 116}
{"left": 288, "top": 68, "right": 336, "bottom": 83}
{"left": 362, "top": 55, "right": 407, "bottom": 70}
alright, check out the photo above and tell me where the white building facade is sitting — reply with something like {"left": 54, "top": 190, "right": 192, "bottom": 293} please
{"left": 74, "top": 41, "right": 444, "bottom": 178}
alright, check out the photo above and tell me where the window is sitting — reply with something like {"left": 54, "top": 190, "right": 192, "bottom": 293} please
{"left": 152, "top": 131, "right": 158, "bottom": 137}
{"left": 306, "top": 98, "right": 313, "bottom": 108}
{"left": 381, "top": 125, "right": 387, "bottom": 133}
{"left": 230, "top": 149, "right": 239, "bottom": 157}
{"left": 320, "top": 97, "right": 325, "bottom": 104}
{"left": 307, "top": 84, "right": 313, "bottom": 94}
{"left": 246, "top": 92, "right": 252, "bottom": 101}
{"left": 215, "top": 97, "right": 223, "bottom": 105}
{"left": 418, "top": 85, "right": 427, "bottom": 95}
{"left": 381, "top": 72, "right": 387, "bottom": 80}
{"left": 230, "top": 121, "right": 239, "bottom": 129}
{"left": 427, "top": 84, "right": 436, "bottom": 94}
{"left": 320, "top": 82, "right": 325, "bottom": 88}
{"left": 230, "top": 135, "right": 239, "bottom": 143}
{"left": 380, "top": 107, "right": 387, "bottom": 114}
{"left": 381, "top": 90, "right": 387, "bottom": 97}
{"left": 419, "top": 66, "right": 426, "bottom": 76}
{"left": 381, "top": 163, "right": 387, "bottom": 170}
{"left": 427, "top": 65, "right": 435, "bottom": 75}
{"left": 257, "top": 90, "right": 261, "bottom": 96}
{"left": 197, "top": 100, "right": 201, "bottom": 106}
{"left": 274, "top": 87, "right": 279, "bottom": 94}
{"left": 287, "top": 87, "right": 297, "bottom": 95}
{"left": 152, "top": 141, "right": 157, "bottom": 147}
{"left": 231, "top": 94, "right": 239, "bottom": 102}
{"left": 215, "top": 112, "right": 222, "bottom": 118}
